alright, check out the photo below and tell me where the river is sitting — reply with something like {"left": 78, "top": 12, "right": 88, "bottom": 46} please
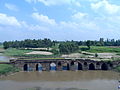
{"left": 0, "top": 53, "right": 10, "bottom": 62}
{"left": 0, "top": 71, "right": 120, "bottom": 90}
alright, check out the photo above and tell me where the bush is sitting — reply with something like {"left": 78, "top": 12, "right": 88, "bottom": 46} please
{"left": 95, "top": 53, "right": 98, "bottom": 57}
{"left": 0, "top": 64, "right": 20, "bottom": 75}
{"left": 115, "top": 66, "right": 120, "bottom": 72}
{"left": 51, "top": 48, "right": 59, "bottom": 55}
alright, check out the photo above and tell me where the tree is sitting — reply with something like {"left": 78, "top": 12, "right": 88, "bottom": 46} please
{"left": 86, "top": 40, "right": 91, "bottom": 49}
{"left": 99, "top": 38, "right": 104, "bottom": 46}
{"left": 59, "top": 42, "right": 79, "bottom": 54}
{"left": 3, "top": 41, "right": 10, "bottom": 49}
{"left": 95, "top": 53, "right": 98, "bottom": 57}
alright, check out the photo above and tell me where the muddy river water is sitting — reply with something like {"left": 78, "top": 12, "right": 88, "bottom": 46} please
{"left": 0, "top": 71, "right": 120, "bottom": 90}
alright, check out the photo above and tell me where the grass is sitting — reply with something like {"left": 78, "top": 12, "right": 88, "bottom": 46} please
{"left": 3, "top": 46, "right": 120, "bottom": 59}
{"left": 3, "top": 48, "right": 61, "bottom": 58}
{"left": 0, "top": 64, "right": 20, "bottom": 75}
{"left": 114, "top": 66, "right": 120, "bottom": 72}
{"left": 80, "top": 46, "right": 120, "bottom": 53}
{"left": 3, "top": 48, "right": 33, "bottom": 57}
{"left": 18, "top": 58, "right": 65, "bottom": 60}
{"left": 0, "top": 45, "right": 3, "bottom": 49}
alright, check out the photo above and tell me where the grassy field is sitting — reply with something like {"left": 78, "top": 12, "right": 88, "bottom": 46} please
{"left": 0, "top": 64, "right": 20, "bottom": 75}
{"left": 19, "top": 58, "right": 64, "bottom": 60}
{"left": 3, "top": 48, "right": 60, "bottom": 58}
{"left": 80, "top": 46, "right": 120, "bottom": 53}
{"left": 2, "top": 46, "right": 120, "bottom": 58}
{"left": 3, "top": 48, "right": 33, "bottom": 56}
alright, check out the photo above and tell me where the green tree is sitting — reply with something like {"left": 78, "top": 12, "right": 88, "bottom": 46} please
{"left": 59, "top": 42, "right": 79, "bottom": 54}
{"left": 86, "top": 40, "right": 91, "bottom": 49}
{"left": 3, "top": 41, "right": 9, "bottom": 49}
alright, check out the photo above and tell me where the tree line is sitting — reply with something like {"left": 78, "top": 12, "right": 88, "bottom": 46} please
{"left": 2, "top": 38, "right": 120, "bottom": 54}
{"left": 77, "top": 38, "right": 120, "bottom": 46}
{"left": 3, "top": 38, "right": 53, "bottom": 49}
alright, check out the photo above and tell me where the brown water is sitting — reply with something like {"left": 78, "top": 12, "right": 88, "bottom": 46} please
{"left": 0, "top": 71, "right": 120, "bottom": 90}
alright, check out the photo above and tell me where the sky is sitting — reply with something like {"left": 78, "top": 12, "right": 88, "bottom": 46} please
{"left": 0, "top": 0, "right": 120, "bottom": 41}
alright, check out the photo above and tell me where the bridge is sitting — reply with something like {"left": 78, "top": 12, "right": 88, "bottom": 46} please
{"left": 9, "top": 58, "right": 120, "bottom": 71}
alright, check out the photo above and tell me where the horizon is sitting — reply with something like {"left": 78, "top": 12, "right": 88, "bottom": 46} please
{"left": 1, "top": 37, "right": 120, "bottom": 43}
{"left": 0, "top": 0, "right": 120, "bottom": 42}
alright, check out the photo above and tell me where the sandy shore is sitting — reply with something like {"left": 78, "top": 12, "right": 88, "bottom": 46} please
{"left": 26, "top": 51, "right": 53, "bottom": 55}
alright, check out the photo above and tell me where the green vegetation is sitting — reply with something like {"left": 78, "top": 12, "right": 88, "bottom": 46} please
{"left": 59, "top": 42, "right": 79, "bottom": 54}
{"left": 114, "top": 66, "right": 120, "bottom": 72}
{"left": 2, "top": 38, "right": 120, "bottom": 60}
{"left": 19, "top": 58, "right": 64, "bottom": 60}
{"left": 3, "top": 38, "right": 52, "bottom": 49}
{"left": 80, "top": 46, "right": 120, "bottom": 53}
{"left": 0, "top": 45, "right": 3, "bottom": 49}
{"left": 3, "top": 48, "right": 60, "bottom": 58}
{"left": 95, "top": 53, "right": 98, "bottom": 57}
{"left": 3, "top": 48, "right": 32, "bottom": 56}
{"left": 0, "top": 64, "right": 20, "bottom": 75}
{"left": 86, "top": 40, "right": 91, "bottom": 49}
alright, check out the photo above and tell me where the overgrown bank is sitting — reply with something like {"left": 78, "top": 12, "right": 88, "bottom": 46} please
{"left": 114, "top": 66, "right": 120, "bottom": 72}
{"left": 0, "top": 64, "right": 20, "bottom": 76}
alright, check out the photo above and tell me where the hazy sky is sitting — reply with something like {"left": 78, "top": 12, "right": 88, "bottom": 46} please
{"left": 0, "top": 0, "right": 120, "bottom": 41}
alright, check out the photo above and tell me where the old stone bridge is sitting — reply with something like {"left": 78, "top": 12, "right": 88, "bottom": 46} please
{"left": 9, "top": 58, "right": 120, "bottom": 71}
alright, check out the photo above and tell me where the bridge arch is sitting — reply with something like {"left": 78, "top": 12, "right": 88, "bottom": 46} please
{"left": 36, "top": 63, "right": 42, "bottom": 71}
{"left": 78, "top": 62, "right": 83, "bottom": 70}
{"left": 50, "top": 62, "right": 56, "bottom": 71}
{"left": 58, "top": 62, "right": 61, "bottom": 66}
{"left": 23, "top": 64, "right": 28, "bottom": 71}
{"left": 101, "top": 63, "right": 108, "bottom": 70}
{"left": 63, "top": 62, "right": 70, "bottom": 70}
{"left": 89, "top": 63, "right": 95, "bottom": 70}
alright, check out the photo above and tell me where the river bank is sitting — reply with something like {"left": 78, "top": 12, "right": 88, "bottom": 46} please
{"left": 0, "top": 64, "right": 20, "bottom": 77}
{"left": 114, "top": 66, "right": 120, "bottom": 72}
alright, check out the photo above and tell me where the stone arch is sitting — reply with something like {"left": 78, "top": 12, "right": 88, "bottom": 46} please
{"left": 36, "top": 63, "right": 42, "bottom": 71}
{"left": 71, "top": 61, "right": 74, "bottom": 66}
{"left": 24, "top": 64, "right": 28, "bottom": 71}
{"left": 78, "top": 62, "right": 83, "bottom": 70}
{"left": 50, "top": 62, "right": 56, "bottom": 71}
{"left": 101, "top": 63, "right": 108, "bottom": 70}
{"left": 58, "top": 62, "right": 61, "bottom": 66}
{"left": 63, "top": 62, "right": 70, "bottom": 70}
{"left": 67, "top": 63, "right": 70, "bottom": 70}
{"left": 89, "top": 63, "right": 95, "bottom": 70}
